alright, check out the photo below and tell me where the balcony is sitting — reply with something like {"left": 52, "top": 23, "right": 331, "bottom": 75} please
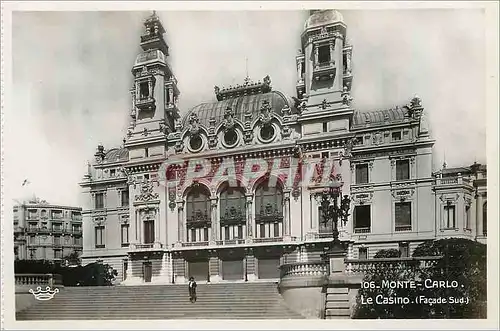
{"left": 135, "top": 96, "right": 156, "bottom": 111}
{"left": 345, "top": 256, "right": 442, "bottom": 275}
{"left": 129, "top": 242, "right": 163, "bottom": 252}
{"left": 395, "top": 225, "right": 412, "bottom": 232}
{"left": 253, "top": 237, "right": 283, "bottom": 244}
{"left": 51, "top": 228, "right": 63, "bottom": 234}
{"left": 216, "top": 239, "right": 246, "bottom": 246}
{"left": 182, "top": 241, "right": 209, "bottom": 248}
{"left": 279, "top": 261, "right": 328, "bottom": 279}
{"left": 186, "top": 211, "right": 211, "bottom": 227}
{"left": 353, "top": 227, "right": 370, "bottom": 234}
{"left": 313, "top": 61, "right": 336, "bottom": 81}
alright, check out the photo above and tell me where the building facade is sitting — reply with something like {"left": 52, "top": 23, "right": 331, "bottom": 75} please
{"left": 79, "top": 10, "right": 487, "bottom": 284}
{"left": 14, "top": 198, "right": 83, "bottom": 261}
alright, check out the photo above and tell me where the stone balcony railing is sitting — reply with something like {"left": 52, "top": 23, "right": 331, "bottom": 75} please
{"left": 15, "top": 273, "right": 63, "bottom": 287}
{"left": 129, "top": 242, "right": 163, "bottom": 252}
{"left": 344, "top": 256, "right": 442, "bottom": 275}
{"left": 279, "top": 261, "right": 328, "bottom": 279}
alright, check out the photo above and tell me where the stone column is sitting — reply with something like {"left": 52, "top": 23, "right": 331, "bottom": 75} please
{"left": 329, "top": 40, "right": 334, "bottom": 65}
{"left": 314, "top": 45, "right": 319, "bottom": 68}
{"left": 148, "top": 79, "right": 153, "bottom": 97}
{"left": 476, "top": 194, "right": 483, "bottom": 237}
{"left": 346, "top": 50, "right": 352, "bottom": 74}
{"left": 245, "top": 194, "right": 253, "bottom": 240}
{"left": 297, "top": 61, "right": 302, "bottom": 81}
{"left": 168, "top": 87, "right": 173, "bottom": 106}
{"left": 210, "top": 198, "right": 218, "bottom": 243}
{"left": 154, "top": 206, "right": 160, "bottom": 244}
{"left": 177, "top": 200, "right": 185, "bottom": 244}
{"left": 283, "top": 192, "right": 291, "bottom": 238}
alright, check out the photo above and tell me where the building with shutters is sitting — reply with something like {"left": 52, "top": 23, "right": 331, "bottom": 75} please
{"left": 79, "top": 10, "right": 487, "bottom": 284}
{"left": 13, "top": 198, "right": 83, "bottom": 262}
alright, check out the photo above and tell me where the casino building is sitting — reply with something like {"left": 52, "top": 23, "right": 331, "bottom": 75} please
{"left": 79, "top": 10, "right": 487, "bottom": 284}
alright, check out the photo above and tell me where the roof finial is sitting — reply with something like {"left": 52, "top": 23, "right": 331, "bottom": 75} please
{"left": 244, "top": 57, "right": 250, "bottom": 85}
{"left": 442, "top": 152, "right": 447, "bottom": 169}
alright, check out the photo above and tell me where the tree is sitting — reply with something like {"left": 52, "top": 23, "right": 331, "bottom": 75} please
{"left": 63, "top": 250, "right": 81, "bottom": 266}
{"left": 352, "top": 239, "right": 487, "bottom": 319}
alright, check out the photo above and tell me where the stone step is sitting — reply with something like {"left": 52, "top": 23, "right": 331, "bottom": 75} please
{"left": 325, "top": 308, "right": 351, "bottom": 316}
{"left": 325, "top": 301, "right": 350, "bottom": 309}
{"left": 326, "top": 287, "right": 349, "bottom": 294}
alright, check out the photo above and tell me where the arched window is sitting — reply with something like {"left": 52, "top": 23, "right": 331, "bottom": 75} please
{"left": 186, "top": 185, "right": 211, "bottom": 243}
{"left": 482, "top": 201, "right": 487, "bottom": 236}
{"left": 255, "top": 179, "right": 283, "bottom": 239}
{"left": 219, "top": 184, "right": 246, "bottom": 241}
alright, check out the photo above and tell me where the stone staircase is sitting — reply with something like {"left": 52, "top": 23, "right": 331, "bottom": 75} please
{"left": 16, "top": 282, "right": 305, "bottom": 320}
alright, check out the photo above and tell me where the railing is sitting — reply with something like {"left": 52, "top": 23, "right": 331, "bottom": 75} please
{"left": 15, "top": 273, "right": 63, "bottom": 287}
{"left": 182, "top": 241, "right": 209, "bottom": 247}
{"left": 129, "top": 243, "right": 163, "bottom": 251}
{"left": 253, "top": 237, "right": 283, "bottom": 243}
{"left": 440, "top": 178, "right": 458, "bottom": 185}
{"left": 279, "top": 261, "right": 328, "bottom": 279}
{"left": 395, "top": 225, "right": 412, "bottom": 232}
{"left": 353, "top": 227, "right": 371, "bottom": 234}
{"left": 345, "top": 256, "right": 442, "bottom": 275}
{"left": 216, "top": 239, "right": 246, "bottom": 245}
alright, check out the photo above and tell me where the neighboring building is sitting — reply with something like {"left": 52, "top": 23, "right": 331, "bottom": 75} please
{"left": 79, "top": 10, "right": 487, "bottom": 284}
{"left": 14, "top": 197, "right": 83, "bottom": 262}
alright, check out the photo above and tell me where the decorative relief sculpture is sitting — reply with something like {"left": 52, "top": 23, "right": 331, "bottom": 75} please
{"left": 174, "top": 140, "right": 184, "bottom": 153}
{"left": 259, "top": 100, "right": 273, "bottom": 125}
{"left": 135, "top": 181, "right": 159, "bottom": 202}
{"left": 188, "top": 112, "right": 200, "bottom": 136}
{"left": 222, "top": 107, "right": 235, "bottom": 131}
{"left": 391, "top": 189, "right": 415, "bottom": 202}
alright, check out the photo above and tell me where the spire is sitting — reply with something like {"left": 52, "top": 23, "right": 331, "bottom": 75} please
{"left": 442, "top": 152, "right": 447, "bottom": 169}
{"left": 140, "top": 10, "right": 168, "bottom": 55}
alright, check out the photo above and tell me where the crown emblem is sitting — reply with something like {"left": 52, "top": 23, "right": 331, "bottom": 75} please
{"left": 29, "top": 286, "right": 59, "bottom": 301}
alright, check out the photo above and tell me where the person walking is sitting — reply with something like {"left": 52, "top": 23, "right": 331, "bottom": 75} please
{"left": 188, "top": 276, "right": 197, "bottom": 303}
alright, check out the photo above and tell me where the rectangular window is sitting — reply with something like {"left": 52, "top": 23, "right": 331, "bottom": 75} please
{"left": 190, "top": 228, "right": 196, "bottom": 242}
{"left": 110, "top": 169, "right": 116, "bottom": 177}
{"left": 395, "top": 202, "right": 412, "bottom": 231}
{"left": 145, "top": 148, "right": 149, "bottom": 157}
{"left": 95, "top": 226, "right": 105, "bottom": 248}
{"left": 392, "top": 131, "right": 402, "bottom": 141}
{"left": 396, "top": 160, "right": 410, "bottom": 180}
{"left": 273, "top": 223, "right": 280, "bottom": 237}
{"left": 121, "top": 190, "right": 129, "bottom": 207}
{"left": 237, "top": 225, "right": 243, "bottom": 239}
{"left": 353, "top": 205, "right": 371, "bottom": 233}
{"left": 53, "top": 236, "right": 61, "bottom": 245}
{"left": 322, "top": 123, "right": 328, "bottom": 133}
{"left": 321, "top": 152, "right": 329, "bottom": 159}
{"left": 74, "top": 237, "right": 82, "bottom": 246}
{"left": 95, "top": 193, "right": 104, "bottom": 209}
{"left": 399, "top": 243, "right": 410, "bottom": 258}
{"left": 29, "top": 235, "right": 36, "bottom": 245}
{"left": 318, "top": 45, "right": 331, "bottom": 64}
{"left": 224, "top": 227, "right": 230, "bottom": 240}
{"left": 121, "top": 224, "right": 129, "bottom": 247}
{"left": 444, "top": 205, "right": 456, "bottom": 229}
{"left": 54, "top": 249, "right": 62, "bottom": 259}
{"left": 140, "top": 82, "right": 149, "bottom": 98}
{"left": 465, "top": 205, "right": 471, "bottom": 229}
{"left": 358, "top": 247, "right": 368, "bottom": 260}
{"left": 204, "top": 228, "right": 209, "bottom": 242}
{"left": 355, "top": 164, "right": 369, "bottom": 184}
{"left": 260, "top": 224, "right": 266, "bottom": 238}
{"left": 72, "top": 225, "right": 82, "bottom": 234}
{"left": 144, "top": 221, "right": 154, "bottom": 244}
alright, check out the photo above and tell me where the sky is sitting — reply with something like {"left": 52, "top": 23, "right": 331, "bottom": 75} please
{"left": 6, "top": 8, "right": 487, "bottom": 207}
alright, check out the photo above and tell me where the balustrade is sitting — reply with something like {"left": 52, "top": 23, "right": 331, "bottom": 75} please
{"left": 344, "top": 256, "right": 442, "bottom": 275}
{"left": 15, "top": 273, "right": 63, "bottom": 287}
{"left": 279, "top": 261, "right": 328, "bottom": 279}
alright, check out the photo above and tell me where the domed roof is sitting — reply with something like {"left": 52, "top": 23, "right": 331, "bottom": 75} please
{"left": 352, "top": 107, "right": 410, "bottom": 129}
{"left": 182, "top": 91, "right": 295, "bottom": 128}
{"left": 103, "top": 147, "right": 129, "bottom": 163}
{"left": 304, "top": 9, "right": 345, "bottom": 31}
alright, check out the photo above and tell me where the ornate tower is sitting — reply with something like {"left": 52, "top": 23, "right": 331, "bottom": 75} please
{"left": 126, "top": 11, "right": 180, "bottom": 157}
{"left": 296, "top": 10, "right": 353, "bottom": 110}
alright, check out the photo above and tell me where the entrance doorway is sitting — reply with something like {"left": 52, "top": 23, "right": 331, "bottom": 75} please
{"left": 221, "top": 259, "right": 244, "bottom": 280}
{"left": 123, "top": 260, "right": 128, "bottom": 281}
{"left": 143, "top": 261, "right": 152, "bottom": 283}
{"left": 257, "top": 257, "right": 280, "bottom": 279}
{"left": 188, "top": 260, "right": 209, "bottom": 282}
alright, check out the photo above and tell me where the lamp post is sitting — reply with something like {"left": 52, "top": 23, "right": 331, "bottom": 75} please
{"left": 319, "top": 176, "right": 351, "bottom": 252}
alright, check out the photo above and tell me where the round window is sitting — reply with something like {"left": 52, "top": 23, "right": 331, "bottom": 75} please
{"left": 224, "top": 130, "right": 238, "bottom": 147}
{"left": 189, "top": 135, "right": 203, "bottom": 151}
{"left": 260, "top": 124, "right": 275, "bottom": 141}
